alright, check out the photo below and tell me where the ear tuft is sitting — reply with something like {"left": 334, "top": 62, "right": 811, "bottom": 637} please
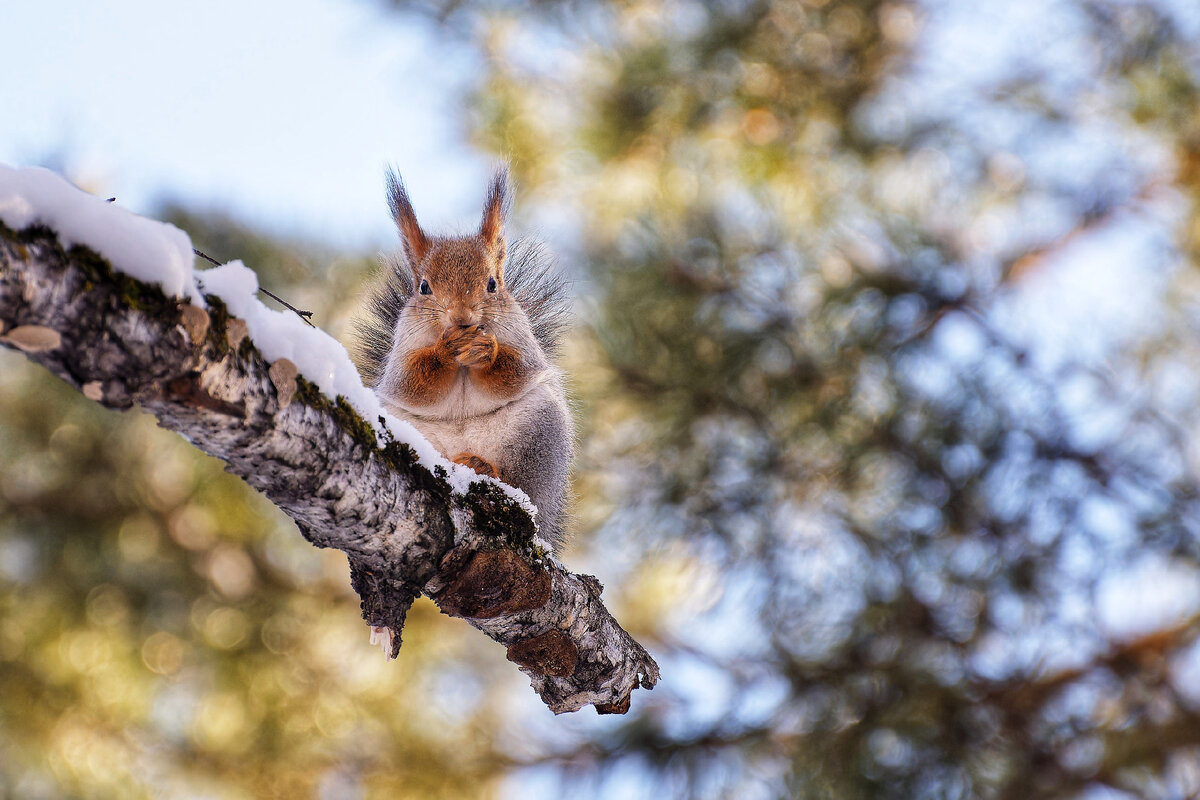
{"left": 479, "top": 166, "right": 511, "bottom": 251}
{"left": 386, "top": 168, "right": 430, "bottom": 270}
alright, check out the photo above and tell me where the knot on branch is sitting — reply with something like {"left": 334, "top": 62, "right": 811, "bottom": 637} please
{"left": 165, "top": 372, "right": 245, "bottom": 417}
{"left": 594, "top": 693, "right": 632, "bottom": 715}
{"left": 507, "top": 630, "right": 578, "bottom": 677}
{"left": 435, "top": 547, "right": 551, "bottom": 619}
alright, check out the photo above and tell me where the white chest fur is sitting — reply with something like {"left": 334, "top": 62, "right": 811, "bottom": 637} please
{"left": 382, "top": 369, "right": 559, "bottom": 469}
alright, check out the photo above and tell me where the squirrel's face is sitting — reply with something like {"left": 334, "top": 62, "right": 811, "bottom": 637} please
{"left": 387, "top": 166, "right": 514, "bottom": 334}
{"left": 410, "top": 238, "right": 510, "bottom": 330}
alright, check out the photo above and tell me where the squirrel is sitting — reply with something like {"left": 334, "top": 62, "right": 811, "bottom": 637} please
{"left": 354, "top": 167, "right": 574, "bottom": 550}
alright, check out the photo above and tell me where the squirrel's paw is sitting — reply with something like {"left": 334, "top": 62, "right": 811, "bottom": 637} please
{"left": 440, "top": 325, "right": 478, "bottom": 356}
{"left": 452, "top": 452, "right": 500, "bottom": 479}
{"left": 456, "top": 332, "right": 499, "bottom": 367}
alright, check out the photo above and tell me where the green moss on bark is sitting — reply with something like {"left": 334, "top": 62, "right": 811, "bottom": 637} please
{"left": 460, "top": 483, "right": 543, "bottom": 560}
{"left": 202, "top": 295, "right": 232, "bottom": 358}
{"left": 1, "top": 222, "right": 177, "bottom": 322}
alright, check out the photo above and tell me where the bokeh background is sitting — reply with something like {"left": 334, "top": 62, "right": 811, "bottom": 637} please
{"left": 4, "top": 0, "right": 1200, "bottom": 797}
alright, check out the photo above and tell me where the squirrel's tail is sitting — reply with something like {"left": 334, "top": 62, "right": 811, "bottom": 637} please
{"left": 354, "top": 251, "right": 413, "bottom": 389}
{"left": 503, "top": 239, "right": 572, "bottom": 359}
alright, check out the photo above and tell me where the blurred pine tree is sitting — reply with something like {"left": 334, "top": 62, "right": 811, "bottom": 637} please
{"left": 372, "top": 0, "right": 1200, "bottom": 797}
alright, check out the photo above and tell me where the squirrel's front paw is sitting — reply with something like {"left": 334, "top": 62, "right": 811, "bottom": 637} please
{"left": 456, "top": 332, "right": 499, "bottom": 367}
{"left": 452, "top": 452, "right": 500, "bottom": 478}
{"left": 439, "top": 325, "right": 478, "bottom": 357}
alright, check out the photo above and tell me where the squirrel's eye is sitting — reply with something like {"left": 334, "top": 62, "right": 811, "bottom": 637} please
{"left": 419, "top": 279, "right": 431, "bottom": 295}
{"left": 487, "top": 276, "right": 497, "bottom": 293}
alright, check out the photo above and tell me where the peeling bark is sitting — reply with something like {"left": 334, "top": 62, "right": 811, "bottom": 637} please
{"left": 0, "top": 221, "right": 659, "bottom": 714}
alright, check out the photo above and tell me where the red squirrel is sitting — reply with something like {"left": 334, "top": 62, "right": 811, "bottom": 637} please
{"left": 355, "top": 167, "right": 573, "bottom": 549}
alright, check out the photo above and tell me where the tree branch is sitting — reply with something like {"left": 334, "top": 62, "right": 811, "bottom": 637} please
{"left": 0, "top": 218, "right": 658, "bottom": 715}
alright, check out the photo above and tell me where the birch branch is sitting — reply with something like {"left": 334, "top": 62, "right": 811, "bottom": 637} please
{"left": 0, "top": 217, "right": 658, "bottom": 715}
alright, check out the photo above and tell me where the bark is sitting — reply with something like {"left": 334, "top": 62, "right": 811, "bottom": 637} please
{"left": 0, "top": 220, "right": 659, "bottom": 715}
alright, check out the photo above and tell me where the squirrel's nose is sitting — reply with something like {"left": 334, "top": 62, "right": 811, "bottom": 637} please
{"left": 449, "top": 306, "right": 480, "bottom": 328}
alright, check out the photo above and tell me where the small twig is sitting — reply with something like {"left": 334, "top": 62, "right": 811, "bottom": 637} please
{"left": 192, "top": 247, "right": 315, "bottom": 327}
{"left": 258, "top": 287, "right": 315, "bottom": 325}
{"left": 193, "top": 248, "right": 221, "bottom": 267}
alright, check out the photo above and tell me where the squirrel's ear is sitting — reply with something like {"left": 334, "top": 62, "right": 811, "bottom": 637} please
{"left": 386, "top": 169, "right": 429, "bottom": 269}
{"left": 479, "top": 166, "right": 510, "bottom": 254}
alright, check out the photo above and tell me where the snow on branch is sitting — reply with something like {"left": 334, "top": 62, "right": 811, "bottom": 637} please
{"left": 0, "top": 165, "right": 658, "bottom": 715}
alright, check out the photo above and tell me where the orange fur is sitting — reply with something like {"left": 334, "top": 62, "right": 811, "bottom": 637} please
{"left": 456, "top": 331, "right": 499, "bottom": 368}
{"left": 395, "top": 326, "right": 475, "bottom": 407}
{"left": 386, "top": 170, "right": 430, "bottom": 267}
{"left": 383, "top": 169, "right": 545, "bottom": 408}
{"left": 470, "top": 342, "right": 534, "bottom": 399}
{"left": 479, "top": 168, "right": 508, "bottom": 251}
{"left": 452, "top": 452, "right": 499, "bottom": 478}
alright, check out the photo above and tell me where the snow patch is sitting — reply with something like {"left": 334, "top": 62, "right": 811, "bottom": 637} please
{"left": 0, "top": 164, "right": 200, "bottom": 303}
{"left": 195, "top": 260, "right": 516, "bottom": 500}
{"left": 0, "top": 163, "right": 535, "bottom": 514}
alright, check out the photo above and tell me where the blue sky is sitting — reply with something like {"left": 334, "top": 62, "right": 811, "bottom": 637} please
{"left": 1, "top": 0, "right": 490, "bottom": 248}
